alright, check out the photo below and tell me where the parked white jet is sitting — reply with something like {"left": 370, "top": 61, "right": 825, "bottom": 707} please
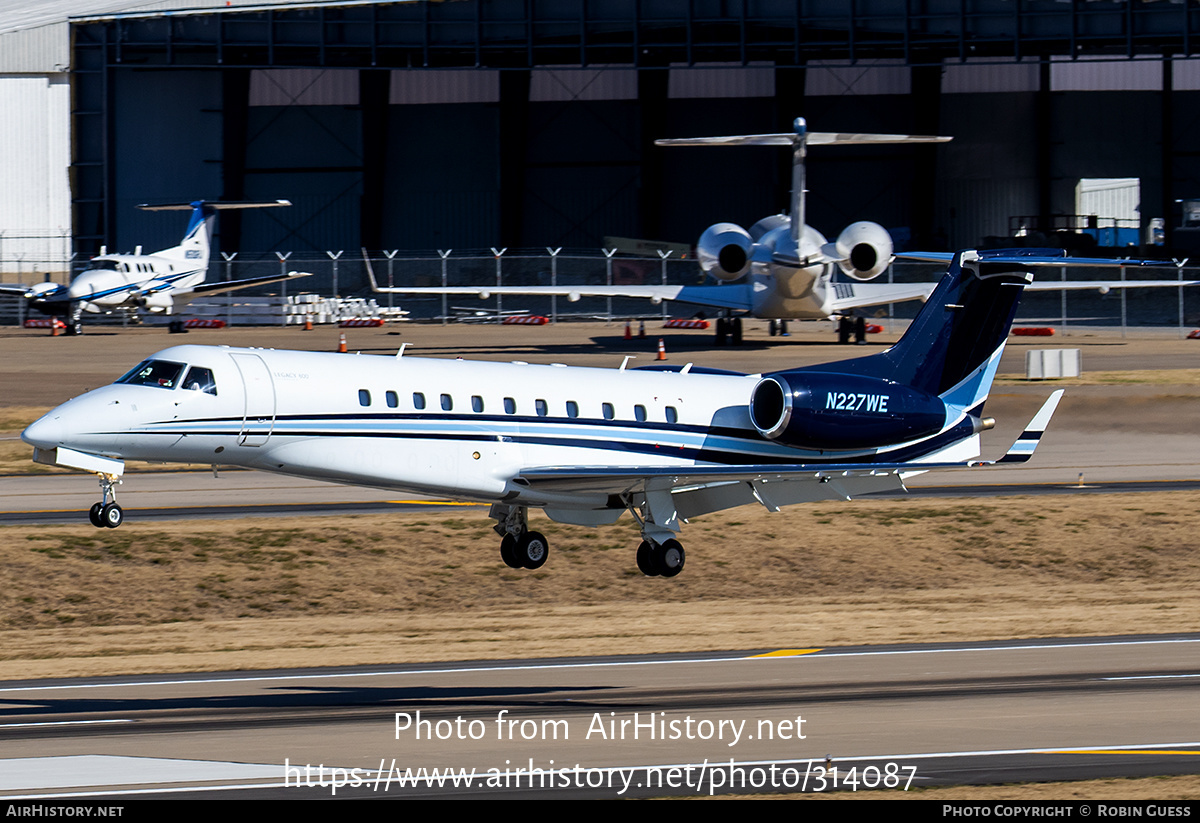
{"left": 25, "top": 248, "right": 1089, "bottom": 578}
{"left": 367, "top": 119, "right": 950, "bottom": 343}
{"left": 366, "top": 119, "right": 1198, "bottom": 342}
{"left": 0, "top": 200, "right": 309, "bottom": 334}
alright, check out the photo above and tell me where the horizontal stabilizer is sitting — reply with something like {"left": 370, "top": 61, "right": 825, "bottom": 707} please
{"left": 656, "top": 133, "right": 951, "bottom": 148}
{"left": 995, "top": 390, "right": 1064, "bottom": 464}
{"left": 137, "top": 200, "right": 291, "bottom": 211}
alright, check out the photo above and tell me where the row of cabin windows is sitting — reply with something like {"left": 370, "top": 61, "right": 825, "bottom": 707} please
{"left": 357, "top": 389, "right": 678, "bottom": 423}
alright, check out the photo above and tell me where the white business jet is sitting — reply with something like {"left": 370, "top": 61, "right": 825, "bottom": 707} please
{"left": 367, "top": 118, "right": 951, "bottom": 343}
{"left": 26, "top": 248, "right": 1097, "bottom": 578}
{"left": 366, "top": 120, "right": 1198, "bottom": 342}
{"left": 0, "top": 200, "right": 309, "bottom": 334}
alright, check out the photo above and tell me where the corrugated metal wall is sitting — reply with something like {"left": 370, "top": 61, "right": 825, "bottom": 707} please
{"left": 0, "top": 73, "right": 71, "bottom": 275}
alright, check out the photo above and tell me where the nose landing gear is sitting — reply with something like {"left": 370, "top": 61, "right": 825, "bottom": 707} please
{"left": 89, "top": 473, "right": 123, "bottom": 529}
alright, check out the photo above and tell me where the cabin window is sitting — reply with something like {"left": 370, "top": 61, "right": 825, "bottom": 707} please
{"left": 634, "top": 405, "right": 647, "bottom": 422}
{"left": 441, "top": 393, "right": 453, "bottom": 411}
{"left": 535, "top": 399, "right": 548, "bottom": 417}
{"left": 385, "top": 391, "right": 398, "bottom": 408}
{"left": 182, "top": 366, "right": 217, "bottom": 396}
{"left": 566, "top": 401, "right": 579, "bottom": 418}
{"left": 472, "top": 395, "right": 484, "bottom": 413}
{"left": 413, "top": 392, "right": 426, "bottom": 410}
{"left": 602, "top": 403, "right": 615, "bottom": 420}
{"left": 115, "top": 359, "right": 186, "bottom": 390}
{"left": 665, "top": 406, "right": 678, "bottom": 424}
{"left": 504, "top": 397, "right": 516, "bottom": 414}
{"left": 359, "top": 389, "right": 371, "bottom": 407}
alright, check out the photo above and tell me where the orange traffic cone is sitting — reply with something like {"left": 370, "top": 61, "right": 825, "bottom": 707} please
{"left": 304, "top": 313, "right": 313, "bottom": 331}
{"left": 656, "top": 338, "right": 666, "bottom": 361}
{"left": 51, "top": 319, "right": 61, "bottom": 337}
{"left": 338, "top": 332, "right": 348, "bottom": 353}
{"left": 624, "top": 321, "right": 632, "bottom": 340}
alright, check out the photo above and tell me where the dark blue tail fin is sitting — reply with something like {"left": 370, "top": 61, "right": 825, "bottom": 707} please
{"left": 816, "top": 250, "right": 1034, "bottom": 401}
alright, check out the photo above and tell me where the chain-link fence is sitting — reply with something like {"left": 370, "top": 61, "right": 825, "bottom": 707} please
{"left": 2, "top": 249, "right": 1198, "bottom": 334}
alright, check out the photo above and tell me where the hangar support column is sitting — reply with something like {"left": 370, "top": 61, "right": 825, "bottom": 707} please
{"left": 638, "top": 65, "right": 669, "bottom": 242}
{"left": 498, "top": 70, "right": 531, "bottom": 248}
{"left": 221, "top": 69, "right": 250, "bottom": 252}
{"left": 910, "top": 64, "right": 942, "bottom": 249}
{"left": 360, "top": 69, "right": 391, "bottom": 251}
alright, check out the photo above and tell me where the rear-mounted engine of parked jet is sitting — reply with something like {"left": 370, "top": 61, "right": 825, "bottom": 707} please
{"left": 695, "top": 218, "right": 895, "bottom": 283}
{"left": 749, "top": 371, "right": 947, "bottom": 450}
{"left": 833, "top": 221, "right": 893, "bottom": 281}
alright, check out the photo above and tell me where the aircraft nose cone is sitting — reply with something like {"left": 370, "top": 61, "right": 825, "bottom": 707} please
{"left": 22, "top": 415, "right": 64, "bottom": 450}
{"left": 67, "top": 277, "right": 95, "bottom": 301}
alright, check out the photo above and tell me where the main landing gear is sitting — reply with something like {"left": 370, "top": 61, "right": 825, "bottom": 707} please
{"left": 88, "top": 472, "right": 123, "bottom": 529}
{"left": 714, "top": 315, "right": 743, "bottom": 346}
{"left": 491, "top": 505, "right": 549, "bottom": 570}
{"left": 636, "top": 538, "right": 685, "bottom": 577}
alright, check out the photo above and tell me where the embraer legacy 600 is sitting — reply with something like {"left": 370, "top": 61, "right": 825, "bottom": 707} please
{"left": 27, "top": 249, "right": 1084, "bottom": 577}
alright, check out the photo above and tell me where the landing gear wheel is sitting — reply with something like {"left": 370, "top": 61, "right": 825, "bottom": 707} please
{"left": 499, "top": 534, "right": 522, "bottom": 569}
{"left": 636, "top": 540, "right": 660, "bottom": 577}
{"left": 655, "top": 539, "right": 685, "bottom": 577}
{"left": 88, "top": 502, "right": 105, "bottom": 528}
{"left": 731, "top": 317, "right": 743, "bottom": 346}
{"left": 768, "top": 319, "right": 778, "bottom": 337}
{"left": 101, "top": 502, "right": 123, "bottom": 529}
{"left": 714, "top": 318, "right": 728, "bottom": 346}
{"left": 517, "top": 531, "right": 549, "bottom": 569}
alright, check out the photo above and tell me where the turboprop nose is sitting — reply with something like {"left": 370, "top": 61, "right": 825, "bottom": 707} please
{"left": 67, "top": 276, "right": 97, "bottom": 301}
{"left": 22, "top": 413, "right": 65, "bottom": 450}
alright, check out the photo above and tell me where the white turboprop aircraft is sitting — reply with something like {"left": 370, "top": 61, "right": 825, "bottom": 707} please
{"left": 26, "top": 248, "right": 1097, "bottom": 578}
{"left": 366, "top": 119, "right": 1198, "bottom": 342}
{"left": 0, "top": 200, "right": 310, "bottom": 334}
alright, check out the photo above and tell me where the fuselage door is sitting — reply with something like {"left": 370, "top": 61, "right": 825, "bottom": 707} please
{"left": 230, "top": 353, "right": 276, "bottom": 446}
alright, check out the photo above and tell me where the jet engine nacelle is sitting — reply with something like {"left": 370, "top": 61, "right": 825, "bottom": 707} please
{"left": 696, "top": 222, "right": 754, "bottom": 281}
{"left": 834, "top": 221, "right": 893, "bottom": 281}
{"left": 749, "top": 370, "right": 946, "bottom": 450}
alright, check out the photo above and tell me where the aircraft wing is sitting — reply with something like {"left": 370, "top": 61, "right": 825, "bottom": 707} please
{"left": 516, "top": 391, "right": 1062, "bottom": 518}
{"left": 828, "top": 282, "right": 936, "bottom": 312}
{"left": 367, "top": 283, "right": 756, "bottom": 312}
{"left": 175, "top": 270, "right": 313, "bottom": 298}
{"left": 1023, "top": 279, "right": 1200, "bottom": 291}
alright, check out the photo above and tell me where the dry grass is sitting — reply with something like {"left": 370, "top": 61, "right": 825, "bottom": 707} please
{"left": 1, "top": 491, "right": 1197, "bottom": 680}
{"left": 994, "top": 369, "right": 1200, "bottom": 386}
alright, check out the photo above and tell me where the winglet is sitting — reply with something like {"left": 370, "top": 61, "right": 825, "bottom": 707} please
{"left": 996, "top": 390, "right": 1064, "bottom": 463}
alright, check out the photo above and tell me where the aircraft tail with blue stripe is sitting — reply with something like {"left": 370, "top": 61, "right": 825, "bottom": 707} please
{"left": 137, "top": 199, "right": 292, "bottom": 271}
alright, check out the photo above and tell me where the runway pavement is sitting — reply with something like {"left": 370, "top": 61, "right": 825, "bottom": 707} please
{"left": 0, "top": 634, "right": 1196, "bottom": 798}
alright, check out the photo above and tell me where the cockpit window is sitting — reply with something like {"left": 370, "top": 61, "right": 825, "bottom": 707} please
{"left": 89, "top": 259, "right": 121, "bottom": 271}
{"left": 182, "top": 366, "right": 217, "bottom": 396}
{"left": 115, "top": 359, "right": 186, "bottom": 390}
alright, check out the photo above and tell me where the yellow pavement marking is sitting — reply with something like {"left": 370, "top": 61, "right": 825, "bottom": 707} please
{"left": 747, "top": 649, "right": 823, "bottom": 658}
